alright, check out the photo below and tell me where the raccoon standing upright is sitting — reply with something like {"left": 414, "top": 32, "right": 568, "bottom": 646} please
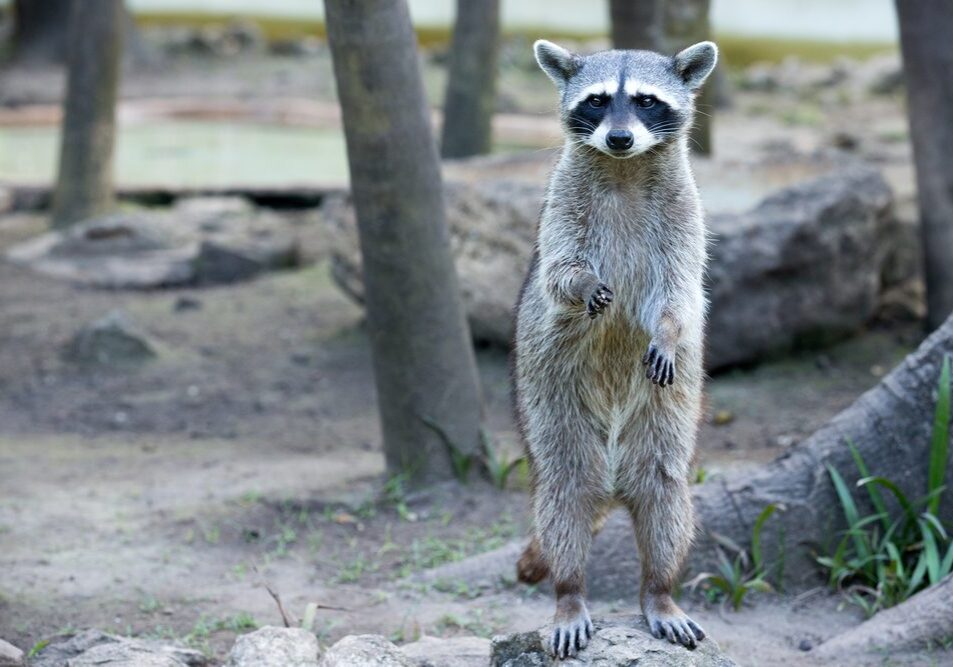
{"left": 513, "top": 39, "right": 718, "bottom": 658}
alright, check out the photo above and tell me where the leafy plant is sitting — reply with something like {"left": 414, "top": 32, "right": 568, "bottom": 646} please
{"left": 688, "top": 503, "right": 780, "bottom": 610}
{"left": 421, "top": 416, "right": 474, "bottom": 482}
{"left": 817, "top": 354, "right": 952, "bottom": 617}
{"left": 480, "top": 430, "right": 526, "bottom": 490}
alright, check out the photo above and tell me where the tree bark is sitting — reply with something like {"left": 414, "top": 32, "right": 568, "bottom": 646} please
{"left": 11, "top": 0, "right": 143, "bottom": 67}
{"left": 664, "top": 0, "right": 713, "bottom": 154}
{"left": 440, "top": 0, "right": 500, "bottom": 159}
{"left": 11, "top": 0, "right": 70, "bottom": 65}
{"left": 816, "top": 573, "right": 953, "bottom": 658}
{"left": 324, "top": 0, "right": 484, "bottom": 484}
{"left": 609, "top": 0, "right": 665, "bottom": 52}
{"left": 895, "top": 0, "right": 953, "bottom": 331}
{"left": 50, "top": 0, "right": 123, "bottom": 228}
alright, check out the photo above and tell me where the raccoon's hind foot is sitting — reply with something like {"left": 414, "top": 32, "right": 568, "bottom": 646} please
{"left": 516, "top": 537, "right": 550, "bottom": 584}
{"left": 643, "top": 593, "right": 705, "bottom": 649}
{"left": 550, "top": 594, "right": 594, "bottom": 659}
{"left": 586, "top": 283, "right": 613, "bottom": 319}
{"left": 642, "top": 343, "right": 675, "bottom": 387}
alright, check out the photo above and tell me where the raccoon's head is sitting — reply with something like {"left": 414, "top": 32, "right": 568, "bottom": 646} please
{"left": 534, "top": 40, "right": 718, "bottom": 158}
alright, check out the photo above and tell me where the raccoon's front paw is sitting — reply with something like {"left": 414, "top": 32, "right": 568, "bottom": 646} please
{"left": 642, "top": 344, "right": 675, "bottom": 387}
{"left": 586, "top": 283, "right": 613, "bottom": 319}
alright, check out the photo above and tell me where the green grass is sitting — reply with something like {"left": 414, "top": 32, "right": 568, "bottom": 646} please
{"left": 688, "top": 504, "right": 780, "bottom": 610}
{"left": 817, "top": 355, "right": 952, "bottom": 617}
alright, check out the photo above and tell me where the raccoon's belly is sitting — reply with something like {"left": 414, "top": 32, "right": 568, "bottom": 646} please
{"left": 576, "top": 315, "right": 650, "bottom": 426}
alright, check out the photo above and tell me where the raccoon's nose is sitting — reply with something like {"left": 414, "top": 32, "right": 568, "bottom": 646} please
{"left": 606, "top": 129, "right": 634, "bottom": 151}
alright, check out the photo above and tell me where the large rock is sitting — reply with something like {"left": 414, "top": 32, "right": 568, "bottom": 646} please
{"left": 327, "top": 179, "right": 536, "bottom": 345}
{"left": 226, "top": 626, "right": 320, "bottom": 667}
{"left": 490, "top": 616, "right": 735, "bottom": 666}
{"left": 327, "top": 159, "right": 893, "bottom": 370}
{"left": 705, "top": 165, "right": 892, "bottom": 368}
{"left": 319, "top": 635, "right": 414, "bottom": 667}
{"left": 29, "top": 630, "right": 207, "bottom": 667}
{"left": 6, "top": 197, "right": 299, "bottom": 289}
{"left": 64, "top": 310, "right": 159, "bottom": 366}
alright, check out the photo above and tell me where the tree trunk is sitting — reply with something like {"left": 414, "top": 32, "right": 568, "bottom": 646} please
{"left": 324, "top": 0, "right": 484, "bottom": 484}
{"left": 816, "top": 573, "right": 953, "bottom": 659}
{"left": 440, "top": 0, "right": 500, "bottom": 159}
{"left": 664, "top": 0, "right": 713, "bottom": 154}
{"left": 11, "top": 0, "right": 146, "bottom": 67}
{"left": 895, "top": 0, "right": 953, "bottom": 331}
{"left": 609, "top": 0, "right": 665, "bottom": 52}
{"left": 50, "top": 0, "right": 123, "bottom": 228}
{"left": 11, "top": 0, "right": 70, "bottom": 65}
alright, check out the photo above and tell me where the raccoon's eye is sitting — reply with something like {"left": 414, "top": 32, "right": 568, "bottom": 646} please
{"left": 636, "top": 95, "right": 657, "bottom": 108}
{"left": 587, "top": 95, "right": 605, "bottom": 108}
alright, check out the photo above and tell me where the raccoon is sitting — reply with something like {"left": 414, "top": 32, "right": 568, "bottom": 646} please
{"left": 513, "top": 39, "right": 718, "bottom": 658}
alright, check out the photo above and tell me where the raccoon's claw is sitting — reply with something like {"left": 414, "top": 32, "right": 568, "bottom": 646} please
{"left": 587, "top": 283, "right": 614, "bottom": 319}
{"left": 642, "top": 344, "right": 675, "bottom": 387}
{"left": 550, "top": 610, "right": 594, "bottom": 659}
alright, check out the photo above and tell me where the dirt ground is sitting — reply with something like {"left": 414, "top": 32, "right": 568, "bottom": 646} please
{"left": 0, "top": 31, "right": 942, "bottom": 667}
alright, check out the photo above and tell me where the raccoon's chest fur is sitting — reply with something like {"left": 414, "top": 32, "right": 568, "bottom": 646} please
{"left": 584, "top": 184, "right": 661, "bottom": 331}
{"left": 577, "top": 186, "right": 659, "bottom": 416}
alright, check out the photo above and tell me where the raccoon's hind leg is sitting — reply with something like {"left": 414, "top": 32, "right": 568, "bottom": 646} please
{"left": 527, "top": 414, "right": 608, "bottom": 658}
{"left": 618, "top": 399, "right": 705, "bottom": 648}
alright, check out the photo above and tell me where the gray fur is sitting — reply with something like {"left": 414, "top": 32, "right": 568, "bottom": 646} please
{"left": 514, "top": 40, "right": 716, "bottom": 657}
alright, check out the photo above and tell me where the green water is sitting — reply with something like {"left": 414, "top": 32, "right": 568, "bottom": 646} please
{"left": 0, "top": 121, "right": 352, "bottom": 188}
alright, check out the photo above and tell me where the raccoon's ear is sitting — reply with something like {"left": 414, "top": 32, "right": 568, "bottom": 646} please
{"left": 674, "top": 41, "right": 718, "bottom": 91}
{"left": 533, "top": 40, "right": 580, "bottom": 89}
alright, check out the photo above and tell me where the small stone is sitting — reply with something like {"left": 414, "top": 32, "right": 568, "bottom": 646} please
{"left": 226, "top": 627, "right": 320, "bottom": 667}
{"left": 776, "top": 434, "right": 799, "bottom": 448}
{"left": 0, "top": 638, "right": 24, "bottom": 667}
{"left": 64, "top": 311, "right": 158, "bottom": 367}
{"left": 319, "top": 635, "right": 412, "bottom": 667}
{"left": 712, "top": 410, "right": 734, "bottom": 426}
{"left": 174, "top": 296, "right": 202, "bottom": 312}
{"left": 798, "top": 638, "right": 813, "bottom": 651}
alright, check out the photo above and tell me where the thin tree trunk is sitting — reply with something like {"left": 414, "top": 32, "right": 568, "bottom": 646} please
{"left": 609, "top": 0, "right": 664, "bottom": 52}
{"left": 440, "top": 0, "right": 500, "bottom": 159}
{"left": 324, "top": 0, "right": 484, "bottom": 484}
{"left": 11, "top": 0, "right": 70, "bottom": 65}
{"left": 664, "top": 0, "right": 713, "bottom": 154}
{"left": 895, "top": 0, "right": 953, "bottom": 330}
{"left": 51, "top": 0, "right": 123, "bottom": 228}
{"left": 12, "top": 0, "right": 143, "bottom": 66}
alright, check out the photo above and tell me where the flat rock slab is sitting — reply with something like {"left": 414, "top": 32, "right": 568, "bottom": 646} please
{"left": 491, "top": 616, "right": 736, "bottom": 667}
{"left": 29, "top": 630, "right": 207, "bottom": 667}
{"left": 6, "top": 197, "right": 299, "bottom": 289}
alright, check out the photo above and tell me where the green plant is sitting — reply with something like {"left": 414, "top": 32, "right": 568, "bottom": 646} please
{"left": 689, "top": 503, "right": 779, "bottom": 610}
{"left": 421, "top": 416, "right": 474, "bottom": 482}
{"left": 817, "top": 354, "right": 952, "bottom": 617}
{"left": 480, "top": 430, "right": 526, "bottom": 490}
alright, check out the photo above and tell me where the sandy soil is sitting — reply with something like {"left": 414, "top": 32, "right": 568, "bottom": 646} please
{"left": 0, "top": 35, "right": 941, "bottom": 667}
